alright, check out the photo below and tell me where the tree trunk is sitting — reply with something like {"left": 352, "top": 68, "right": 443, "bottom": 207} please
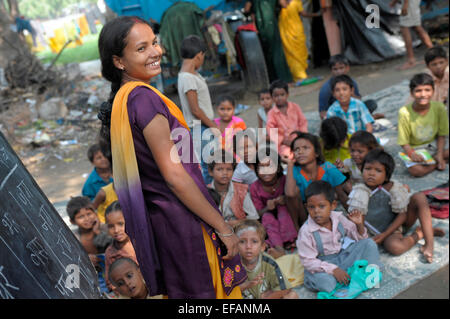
{"left": 0, "top": 6, "right": 22, "bottom": 70}
{"left": 7, "top": 0, "right": 20, "bottom": 18}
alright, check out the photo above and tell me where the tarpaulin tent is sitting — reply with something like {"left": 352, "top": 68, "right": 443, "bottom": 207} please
{"left": 104, "top": 0, "right": 224, "bottom": 23}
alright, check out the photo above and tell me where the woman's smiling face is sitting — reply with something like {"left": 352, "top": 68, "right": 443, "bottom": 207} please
{"left": 114, "top": 22, "right": 163, "bottom": 82}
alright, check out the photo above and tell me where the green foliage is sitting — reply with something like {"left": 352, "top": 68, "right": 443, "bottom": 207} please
{"left": 18, "top": 0, "right": 99, "bottom": 19}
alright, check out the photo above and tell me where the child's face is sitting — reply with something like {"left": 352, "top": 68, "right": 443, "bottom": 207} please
{"left": 271, "top": 88, "right": 289, "bottom": 108}
{"left": 72, "top": 208, "right": 98, "bottom": 231}
{"left": 427, "top": 57, "right": 448, "bottom": 79}
{"left": 333, "top": 82, "right": 353, "bottom": 106}
{"left": 209, "top": 163, "right": 234, "bottom": 187}
{"left": 349, "top": 142, "right": 370, "bottom": 166}
{"left": 362, "top": 161, "right": 387, "bottom": 189}
{"left": 293, "top": 138, "right": 317, "bottom": 166}
{"left": 217, "top": 100, "right": 235, "bottom": 122}
{"left": 92, "top": 151, "right": 110, "bottom": 170}
{"left": 411, "top": 84, "right": 434, "bottom": 107}
{"left": 106, "top": 211, "right": 129, "bottom": 243}
{"left": 259, "top": 93, "right": 273, "bottom": 110}
{"left": 305, "top": 194, "right": 336, "bottom": 227}
{"left": 237, "top": 229, "right": 265, "bottom": 265}
{"left": 331, "top": 62, "right": 350, "bottom": 77}
{"left": 257, "top": 158, "right": 278, "bottom": 184}
{"left": 237, "top": 136, "right": 256, "bottom": 164}
{"left": 110, "top": 263, "right": 147, "bottom": 299}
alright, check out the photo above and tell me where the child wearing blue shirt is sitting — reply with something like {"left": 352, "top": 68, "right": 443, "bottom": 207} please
{"left": 326, "top": 75, "right": 374, "bottom": 135}
{"left": 82, "top": 144, "right": 113, "bottom": 201}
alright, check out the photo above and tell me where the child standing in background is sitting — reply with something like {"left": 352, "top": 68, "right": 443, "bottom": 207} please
{"left": 347, "top": 149, "right": 445, "bottom": 263}
{"left": 297, "top": 181, "right": 382, "bottom": 293}
{"left": 104, "top": 201, "right": 138, "bottom": 294}
{"left": 257, "top": 89, "right": 273, "bottom": 129}
{"left": 236, "top": 220, "right": 299, "bottom": 299}
{"left": 250, "top": 153, "right": 298, "bottom": 259}
{"left": 266, "top": 79, "right": 308, "bottom": 162}
{"left": 214, "top": 95, "right": 247, "bottom": 153}
{"left": 82, "top": 144, "right": 113, "bottom": 201}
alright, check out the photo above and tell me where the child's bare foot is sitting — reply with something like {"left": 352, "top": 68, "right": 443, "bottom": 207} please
{"left": 419, "top": 245, "right": 434, "bottom": 263}
{"left": 396, "top": 60, "right": 417, "bottom": 70}
{"left": 268, "top": 246, "right": 285, "bottom": 259}
{"left": 416, "top": 227, "right": 445, "bottom": 263}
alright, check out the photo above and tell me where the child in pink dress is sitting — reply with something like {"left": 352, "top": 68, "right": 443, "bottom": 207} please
{"left": 250, "top": 153, "right": 298, "bottom": 259}
{"left": 214, "top": 95, "right": 247, "bottom": 153}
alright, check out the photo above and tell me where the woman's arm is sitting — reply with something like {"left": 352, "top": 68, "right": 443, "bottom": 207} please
{"left": 143, "top": 114, "right": 238, "bottom": 259}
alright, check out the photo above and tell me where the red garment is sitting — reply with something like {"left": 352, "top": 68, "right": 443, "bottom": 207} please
{"left": 229, "top": 182, "right": 250, "bottom": 220}
{"left": 423, "top": 186, "right": 449, "bottom": 219}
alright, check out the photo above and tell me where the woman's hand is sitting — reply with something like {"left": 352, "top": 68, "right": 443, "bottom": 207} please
{"left": 218, "top": 231, "right": 240, "bottom": 260}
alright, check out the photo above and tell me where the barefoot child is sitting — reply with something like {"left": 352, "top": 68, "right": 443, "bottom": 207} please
{"left": 297, "top": 180, "right": 382, "bottom": 293}
{"left": 398, "top": 73, "right": 449, "bottom": 177}
{"left": 104, "top": 201, "right": 138, "bottom": 294}
{"left": 250, "top": 153, "right": 298, "bottom": 258}
{"left": 207, "top": 150, "right": 259, "bottom": 227}
{"left": 236, "top": 220, "right": 299, "bottom": 299}
{"left": 257, "top": 89, "right": 273, "bottom": 129}
{"left": 347, "top": 149, "right": 445, "bottom": 263}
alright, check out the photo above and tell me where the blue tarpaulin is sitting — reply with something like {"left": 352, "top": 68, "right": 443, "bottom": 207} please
{"left": 105, "top": 0, "right": 225, "bottom": 23}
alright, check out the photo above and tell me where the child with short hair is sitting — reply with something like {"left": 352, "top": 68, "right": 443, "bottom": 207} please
{"left": 214, "top": 95, "right": 247, "bottom": 153}
{"left": 297, "top": 180, "right": 382, "bottom": 293}
{"left": 104, "top": 201, "right": 138, "bottom": 294}
{"left": 235, "top": 219, "right": 299, "bottom": 299}
{"left": 347, "top": 149, "right": 445, "bottom": 263}
{"left": 285, "top": 133, "right": 349, "bottom": 219}
{"left": 257, "top": 89, "right": 273, "bottom": 129}
{"left": 232, "top": 130, "right": 258, "bottom": 185}
{"left": 108, "top": 257, "right": 163, "bottom": 299}
{"left": 398, "top": 73, "right": 449, "bottom": 177}
{"left": 92, "top": 182, "right": 118, "bottom": 223}
{"left": 250, "top": 152, "right": 298, "bottom": 258}
{"left": 320, "top": 116, "right": 351, "bottom": 168}
{"left": 424, "top": 46, "right": 449, "bottom": 105}
{"left": 326, "top": 75, "right": 375, "bottom": 135}
{"left": 341, "top": 131, "right": 380, "bottom": 186}
{"left": 82, "top": 144, "right": 113, "bottom": 201}
{"left": 207, "top": 150, "right": 259, "bottom": 227}
{"left": 266, "top": 79, "right": 308, "bottom": 162}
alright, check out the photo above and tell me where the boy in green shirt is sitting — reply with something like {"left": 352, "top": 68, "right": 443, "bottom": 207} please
{"left": 398, "top": 73, "right": 449, "bottom": 177}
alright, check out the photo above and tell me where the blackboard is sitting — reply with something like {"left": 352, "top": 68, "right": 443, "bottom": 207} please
{"left": 0, "top": 131, "right": 102, "bottom": 299}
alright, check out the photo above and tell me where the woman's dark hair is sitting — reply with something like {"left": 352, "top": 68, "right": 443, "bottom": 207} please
{"left": 424, "top": 46, "right": 448, "bottom": 65}
{"left": 348, "top": 130, "right": 379, "bottom": 150}
{"left": 180, "top": 35, "right": 207, "bottom": 59}
{"left": 328, "top": 54, "right": 350, "bottom": 69}
{"left": 216, "top": 95, "right": 236, "bottom": 107}
{"left": 361, "top": 149, "right": 396, "bottom": 182}
{"left": 305, "top": 180, "right": 335, "bottom": 203}
{"left": 331, "top": 74, "right": 354, "bottom": 91}
{"left": 269, "top": 79, "right": 289, "bottom": 95}
{"left": 97, "top": 16, "right": 152, "bottom": 165}
{"left": 105, "top": 201, "right": 122, "bottom": 220}
{"left": 290, "top": 132, "right": 325, "bottom": 165}
{"left": 409, "top": 73, "right": 435, "bottom": 92}
{"left": 320, "top": 117, "right": 348, "bottom": 150}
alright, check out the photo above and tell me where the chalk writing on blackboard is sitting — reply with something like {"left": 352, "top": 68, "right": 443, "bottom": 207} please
{"left": 1, "top": 212, "right": 24, "bottom": 236}
{"left": 0, "top": 265, "right": 20, "bottom": 299}
{"left": 26, "top": 237, "right": 50, "bottom": 267}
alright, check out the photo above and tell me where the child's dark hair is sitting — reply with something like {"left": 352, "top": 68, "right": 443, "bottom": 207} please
{"left": 108, "top": 257, "right": 140, "bottom": 286}
{"left": 320, "top": 117, "right": 348, "bottom": 150}
{"left": 258, "top": 88, "right": 271, "bottom": 99}
{"left": 207, "top": 149, "right": 237, "bottom": 171}
{"left": 424, "top": 46, "right": 448, "bottom": 65}
{"left": 305, "top": 181, "right": 335, "bottom": 203}
{"left": 234, "top": 219, "right": 267, "bottom": 242}
{"left": 331, "top": 74, "right": 354, "bottom": 91}
{"left": 409, "top": 73, "right": 434, "bottom": 92}
{"left": 87, "top": 143, "right": 102, "bottom": 163}
{"left": 216, "top": 95, "right": 235, "bottom": 107}
{"left": 97, "top": 16, "right": 153, "bottom": 166}
{"left": 291, "top": 132, "right": 325, "bottom": 165}
{"left": 348, "top": 131, "right": 379, "bottom": 150}
{"left": 233, "top": 129, "right": 258, "bottom": 162}
{"left": 328, "top": 54, "right": 350, "bottom": 69}
{"left": 105, "top": 201, "right": 122, "bottom": 220}
{"left": 180, "top": 34, "right": 207, "bottom": 59}
{"left": 361, "top": 149, "right": 395, "bottom": 182}
{"left": 66, "top": 196, "right": 94, "bottom": 221}
{"left": 255, "top": 146, "right": 284, "bottom": 179}
{"left": 269, "top": 79, "right": 289, "bottom": 95}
